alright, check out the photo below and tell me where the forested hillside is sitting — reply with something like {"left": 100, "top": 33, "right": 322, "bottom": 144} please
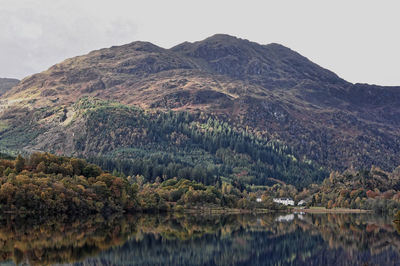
{"left": 303, "top": 166, "right": 400, "bottom": 214}
{"left": 0, "top": 97, "right": 327, "bottom": 186}
{"left": 2, "top": 34, "right": 400, "bottom": 186}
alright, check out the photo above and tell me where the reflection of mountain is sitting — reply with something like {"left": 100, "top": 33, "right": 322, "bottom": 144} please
{"left": 0, "top": 213, "right": 399, "bottom": 265}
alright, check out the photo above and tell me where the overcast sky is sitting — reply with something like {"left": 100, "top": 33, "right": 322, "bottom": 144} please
{"left": 1, "top": 0, "right": 399, "bottom": 85}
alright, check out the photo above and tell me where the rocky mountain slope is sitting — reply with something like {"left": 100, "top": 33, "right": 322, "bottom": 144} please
{"left": 1, "top": 34, "right": 400, "bottom": 184}
{"left": 0, "top": 78, "right": 19, "bottom": 96}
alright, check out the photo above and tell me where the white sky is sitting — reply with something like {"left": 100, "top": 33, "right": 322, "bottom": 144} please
{"left": 1, "top": 0, "right": 399, "bottom": 85}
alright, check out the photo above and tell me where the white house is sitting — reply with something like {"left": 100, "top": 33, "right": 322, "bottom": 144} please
{"left": 273, "top": 198, "right": 294, "bottom": 206}
{"left": 297, "top": 200, "right": 306, "bottom": 206}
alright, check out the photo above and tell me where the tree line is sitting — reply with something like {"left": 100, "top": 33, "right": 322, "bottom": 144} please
{"left": 80, "top": 97, "right": 327, "bottom": 187}
{"left": 0, "top": 153, "right": 137, "bottom": 215}
{"left": 0, "top": 152, "right": 284, "bottom": 215}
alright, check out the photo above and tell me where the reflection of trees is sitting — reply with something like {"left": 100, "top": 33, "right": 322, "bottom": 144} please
{"left": 78, "top": 213, "right": 400, "bottom": 266}
{"left": 0, "top": 213, "right": 399, "bottom": 265}
{"left": 0, "top": 214, "right": 138, "bottom": 265}
{"left": 293, "top": 214, "right": 400, "bottom": 255}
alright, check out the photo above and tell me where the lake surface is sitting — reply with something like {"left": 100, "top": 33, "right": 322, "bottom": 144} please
{"left": 0, "top": 212, "right": 399, "bottom": 266}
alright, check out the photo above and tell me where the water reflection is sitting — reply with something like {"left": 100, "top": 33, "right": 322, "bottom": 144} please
{"left": 0, "top": 214, "right": 137, "bottom": 265}
{"left": 0, "top": 213, "right": 399, "bottom": 265}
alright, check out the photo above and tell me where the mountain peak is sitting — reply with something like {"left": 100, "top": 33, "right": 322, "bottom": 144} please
{"left": 202, "top": 33, "right": 246, "bottom": 42}
{"left": 171, "top": 34, "right": 345, "bottom": 87}
{"left": 5, "top": 34, "right": 348, "bottom": 102}
{"left": 114, "top": 41, "right": 165, "bottom": 53}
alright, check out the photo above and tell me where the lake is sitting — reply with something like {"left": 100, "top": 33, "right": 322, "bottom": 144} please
{"left": 0, "top": 212, "right": 399, "bottom": 265}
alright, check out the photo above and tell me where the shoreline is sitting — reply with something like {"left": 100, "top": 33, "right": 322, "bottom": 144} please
{"left": 293, "top": 208, "right": 372, "bottom": 214}
{"left": 1, "top": 207, "right": 374, "bottom": 217}
{"left": 181, "top": 207, "right": 277, "bottom": 214}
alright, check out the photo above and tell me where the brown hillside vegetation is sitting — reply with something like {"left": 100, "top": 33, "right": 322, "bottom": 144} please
{"left": 1, "top": 34, "right": 400, "bottom": 174}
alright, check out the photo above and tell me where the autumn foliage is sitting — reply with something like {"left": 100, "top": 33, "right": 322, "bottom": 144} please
{"left": 0, "top": 153, "right": 138, "bottom": 215}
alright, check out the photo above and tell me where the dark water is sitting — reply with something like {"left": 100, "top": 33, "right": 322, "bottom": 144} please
{"left": 1, "top": 212, "right": 399, "bottom": 266}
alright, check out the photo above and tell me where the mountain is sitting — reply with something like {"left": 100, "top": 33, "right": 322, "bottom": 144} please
{"left": 0, "top": 78, "right": 19, "bottom": 96}
{"left": 1, "top": 34, "right": 400, "bottom": 186}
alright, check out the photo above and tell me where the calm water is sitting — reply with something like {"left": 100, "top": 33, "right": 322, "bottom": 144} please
{"left": 0, "top": 212, "right": 399, "bottom": 266}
